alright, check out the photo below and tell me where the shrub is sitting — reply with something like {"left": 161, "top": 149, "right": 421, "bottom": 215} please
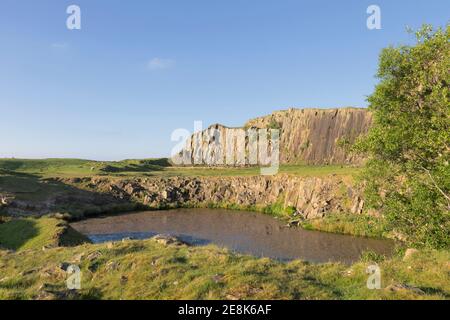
{"left": 355, "top": 25, "right": 450, "bottom": 249}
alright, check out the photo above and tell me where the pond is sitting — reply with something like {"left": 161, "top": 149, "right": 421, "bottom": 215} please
{"left": 70, "top": 208, "right": 395, "bottom": 264}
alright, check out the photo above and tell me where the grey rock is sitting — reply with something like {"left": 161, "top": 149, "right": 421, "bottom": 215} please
{"left": 152, "top": 234, "right": 187, "bottom": 246}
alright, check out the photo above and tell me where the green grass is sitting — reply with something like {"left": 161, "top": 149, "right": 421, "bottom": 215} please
{"left": 0, "top": 229, "right": 448, "bottom": 300}
{"left": 0, "top": 158, "right": 360, "bottom": 178}
{"left": 0, "top": 218, "right": 88, "bottom": 251}
{"left": 0, "top": 173, "right": 75, "bottom": 202}
{"left": 301, "top": 213, "right": 389, "bottom": 239}
{"left": 0, "top": 158, "right": 170, "bottom": 178}
{"left": 153, "top": 164, "right": 359, "bottom": 178}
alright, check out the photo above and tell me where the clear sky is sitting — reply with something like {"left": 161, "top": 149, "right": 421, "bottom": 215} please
{"left": 0, "top": 0, "right": 448, "bottom": 160}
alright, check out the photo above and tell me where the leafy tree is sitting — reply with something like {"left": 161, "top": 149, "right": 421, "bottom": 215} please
{"left": 356, "top": 25, "right": 449, "bottom": 249}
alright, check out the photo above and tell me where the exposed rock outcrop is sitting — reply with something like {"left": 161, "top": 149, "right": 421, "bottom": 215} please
{"left": 173, "top": 107, "right": 372, "bottom": 166}
{"left": 246, "top": 108, "right": 372, "bottom": 164}
{"left": 1, "top": 174, "right": 367, "bottom": 220}
{"left": 71, "top": 175, "right": 363, "bottom": 220}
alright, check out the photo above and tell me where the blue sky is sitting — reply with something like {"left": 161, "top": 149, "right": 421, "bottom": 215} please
{"left": 0, "top": 0, "right": 448, "bottom": 160}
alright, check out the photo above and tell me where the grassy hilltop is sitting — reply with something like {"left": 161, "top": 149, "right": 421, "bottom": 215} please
{"left": 0, "top": 158, "right": 359, "bottom": 178}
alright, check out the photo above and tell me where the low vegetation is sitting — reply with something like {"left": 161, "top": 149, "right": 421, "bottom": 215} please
{"left": 0, "top": 218, "right": 448, "bottom": 300}
{"left": 0, "top": 158, "right": 170, "bottom": 178}
{"left": 0, "top": 218, "right": 88, "bottom": 251}
{"left": 301, "top": 213, "right": 388, "bottom": 239}
{"left": 0, "top": 158, "right": 359, "bottom": 178}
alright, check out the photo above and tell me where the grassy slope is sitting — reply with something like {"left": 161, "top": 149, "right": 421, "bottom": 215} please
{"left": 0, "top": 158, "right": 359, "bottom": 178}
{"left": 0, "top": 158, "right": 170, "bottom": 178}
{"left": 0, "top": 218, "right": 88, "bottom": 251}
{"left": 0, "top": 228, "right": 448, "bottom": 300}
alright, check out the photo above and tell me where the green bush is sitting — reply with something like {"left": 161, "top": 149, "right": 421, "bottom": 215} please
{"left": 355, "top": 25, "right": 450, "bottom": 249}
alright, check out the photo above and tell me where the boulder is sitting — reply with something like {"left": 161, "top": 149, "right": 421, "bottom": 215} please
{"left": 151, "top": 234, "right": 187, "bottom": 246}
{"left": 385, "top": 283, "right": 425, "bottom": 295}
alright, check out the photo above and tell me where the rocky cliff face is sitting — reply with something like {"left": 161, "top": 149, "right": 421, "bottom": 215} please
{"left": 246, "top": 108, "right": 372, "bottom": 164}
{"left": 2, "top": 174, "right": 366, "bottom": 219}
{"left": 173, "top": 107, "right": 372, "bottom": 165}
{"left": 70, "top": 175, "right": 365, "bottom": 220}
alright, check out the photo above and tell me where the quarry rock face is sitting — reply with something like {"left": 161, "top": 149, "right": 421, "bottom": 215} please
{"left": 172, "top": 124, "right": 279, "bottom": 167}
{"left": 79, "top": 175, "right": 364, "bottom": 220}
{"left": 173, "top": 107, "right": 372, "bottom": 165}
{"left": 2, "top": 174, "right": 367, "bottom": 220}
{"left": 246, "top": 108, "right": 372, "bottom": 164}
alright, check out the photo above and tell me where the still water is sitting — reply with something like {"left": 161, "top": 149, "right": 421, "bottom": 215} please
{"left": 71, "top": 208, "right": 395, "bottom": 264}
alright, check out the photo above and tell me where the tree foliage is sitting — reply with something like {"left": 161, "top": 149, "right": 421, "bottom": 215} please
{"left": 356, "top": 25, "right": 450, "bottom": 248}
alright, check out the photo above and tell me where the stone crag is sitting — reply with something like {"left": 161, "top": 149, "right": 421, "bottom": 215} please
{"left": 174, "top": 107, "right": 372, "bottom": 166}
{"left": 1, "top": 175, "right": 366, "bottom": 220}
{"left": 61, "top": 175, "right": 365, "bottom": 220}
{"left": 246, "top": 108, "right": 372, "bottom": 164}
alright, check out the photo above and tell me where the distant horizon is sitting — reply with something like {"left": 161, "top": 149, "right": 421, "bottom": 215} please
{"left": 1, "top": 0, "right": 448, "bottom": 160}
{"left": 1, "top": 105, "right": 368, "bottom": 161}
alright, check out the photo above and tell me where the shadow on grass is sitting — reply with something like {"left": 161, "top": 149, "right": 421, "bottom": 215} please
{"left": 0, "top": 161, "right": 28, "bottom": 172}
{"left": 100, "top": 164, "right": 166, "bottom": 173}
{"left": 80, "top": 287, "right": 104, "bottom": 300}
{"left": 0, "top": 170, "right": 140, "bottom": 220}
{"left": 99, "top": 159, "right": 171, "bottom": 174}
{"left": 0, "top": 171, "right": 45, "bottom": 194}
{"left": 0, "top": 219, "right": 38, "bottom": 250}
{"left": 418, "top": 286, "right": 450, "bottom": 299}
